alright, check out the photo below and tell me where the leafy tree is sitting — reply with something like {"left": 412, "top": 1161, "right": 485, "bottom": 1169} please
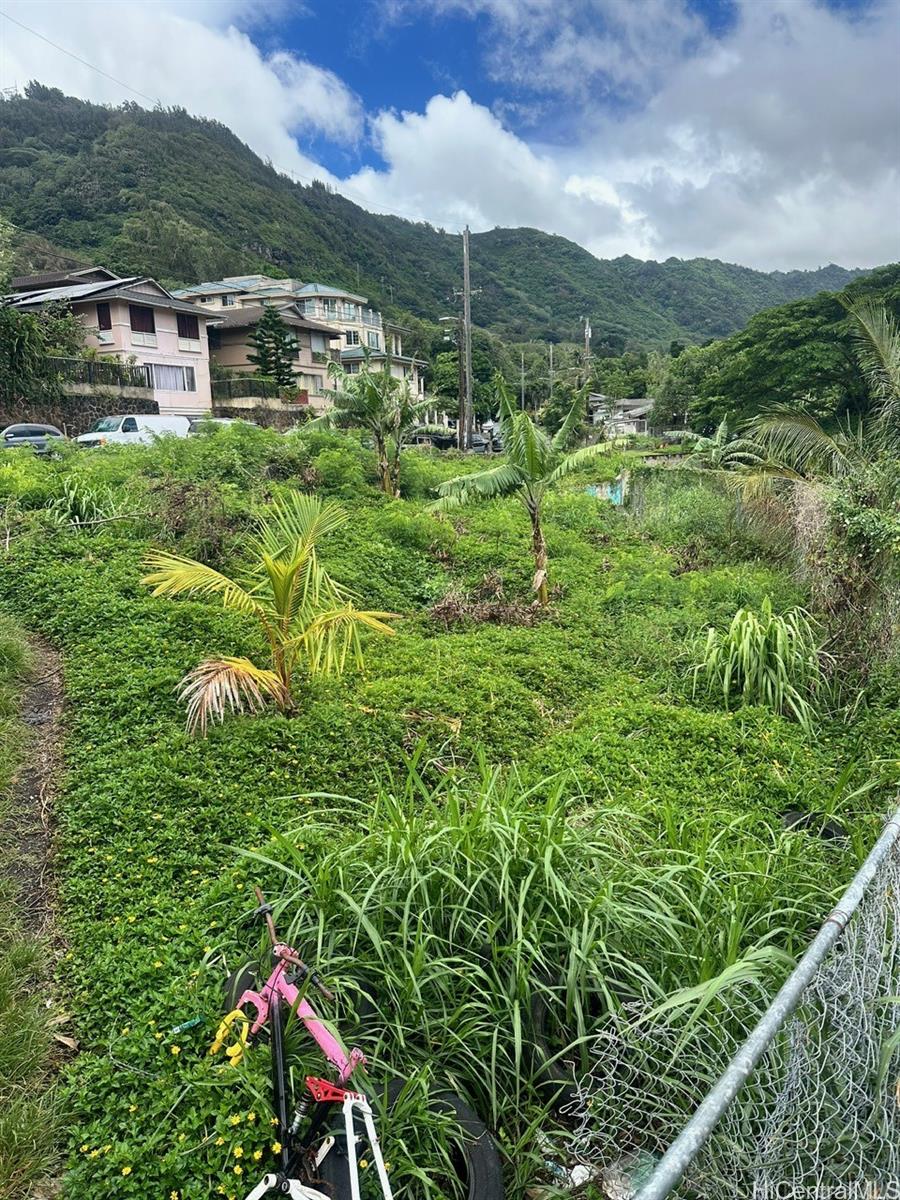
{"left": 431, "top": 376, "right": 613, "bottom": 604}
{"left": 317, "top": 358, "right": 438, "bottom": 496}
{"left": 142, "top": 492, "right": 394, "bottom": 733}
{"left": 247, "top": 307, "right": 297, "bottom": 388}
{"left": 0, "top": 215, "right": 84, "bottom": 407}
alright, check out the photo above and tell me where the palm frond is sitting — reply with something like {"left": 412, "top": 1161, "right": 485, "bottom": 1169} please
{"left": 255, "top": 492, "right": 349, "bottom": 560}
{"left": 550, "top": 388, "right": 588, "bottom": 451}
{"left": 547, "top": 441, "right": 613, "bottom": 484}
{"left": 844, "top": 298, "right": 900, "bottom": 430}
{"left": 141, "top": 552, "right": 262, "bottom": 616}
{"left": 429, "top": 463, "right": 524, "bottom": 512}
{"left": 750, "top": 408, "right": 860, "bottom": 480}
{"left": 178, "top": 657, "right": 289, "bottom": 735}
{"left": 286, "top": 606, "right": 397, "bottom": 675}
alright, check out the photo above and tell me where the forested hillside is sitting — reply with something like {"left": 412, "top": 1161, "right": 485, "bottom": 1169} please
{"left": 0, "top": 85, "right": 868, "bottom": 346}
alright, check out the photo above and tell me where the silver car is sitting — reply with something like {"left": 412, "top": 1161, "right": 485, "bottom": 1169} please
{"left": 1, "top": 423, "right": 64, "bottom": 453}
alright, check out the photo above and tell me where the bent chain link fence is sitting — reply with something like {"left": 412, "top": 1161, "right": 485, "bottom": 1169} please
{"left": 563, "top": 818, "right": 900, "bottom": 1198}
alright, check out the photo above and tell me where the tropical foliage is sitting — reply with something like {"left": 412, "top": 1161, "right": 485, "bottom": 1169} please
{"left": 431, "top": 377, "right": 613, "bottom": 602}
{"left": 693, "top": 597, "right": 829, "bottom": 733}
{"left": 143, "top": 491, "right": 394, "bottom": 732}
{"left": 316, "top": 357, "right": 439, "bottom": 496}
{"left": 0, "top": 422, "right": 895, "bottom": 1198}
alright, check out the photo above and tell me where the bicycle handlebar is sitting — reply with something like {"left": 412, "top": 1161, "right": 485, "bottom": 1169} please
{"left": 252, "top": 887, "right": 335, "bottom": 1003}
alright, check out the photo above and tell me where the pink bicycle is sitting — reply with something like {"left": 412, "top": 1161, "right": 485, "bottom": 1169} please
{"left": 211, "top": 889, "right": 504, "bottom": 1200}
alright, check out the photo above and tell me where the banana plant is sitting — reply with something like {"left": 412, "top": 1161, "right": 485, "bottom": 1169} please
{"left": 430, "top": 376, "right": 615, "bottom": 604}
{"left": 143, "top": 492, "right": 395, "bottom": 733}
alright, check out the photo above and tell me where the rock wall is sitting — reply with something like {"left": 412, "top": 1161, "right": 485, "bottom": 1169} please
{"left": 0, "top": 392, "right": 159, "bottom": 438}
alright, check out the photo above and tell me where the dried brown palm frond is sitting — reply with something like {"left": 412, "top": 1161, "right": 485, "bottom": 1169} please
{"left": 178, "top": 657, "right": 290, "bottom": 736}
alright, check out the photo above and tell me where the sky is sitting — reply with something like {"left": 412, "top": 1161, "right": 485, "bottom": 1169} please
{"left": 1, "top": 0, "right": 898, "bottom": 271}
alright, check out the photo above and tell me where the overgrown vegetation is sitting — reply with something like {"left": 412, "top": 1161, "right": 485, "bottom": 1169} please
{"left": 0, "top": 423, "right": 895, "bottom": 1197}
{"left": 0, "top": 616, "right": 58, "bottom": 1200}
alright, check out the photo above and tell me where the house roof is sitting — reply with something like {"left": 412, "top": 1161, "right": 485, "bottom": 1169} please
{"left": 212, "top": 303, "right": 339, "bottom": 336}
{"left": 7, "top": 276, "right": 210, "bottom": 317}
{"left": 340, "top": 346, "right": 426, "bottom": 367}
{"left": 297, "top": 282, "right": 368, "bottom": 303}
{"left": 11, "top": 266, "right": 121, "bottom": 293}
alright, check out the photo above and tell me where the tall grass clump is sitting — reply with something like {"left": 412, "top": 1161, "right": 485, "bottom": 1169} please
{"left": 243, "top": 755, "right": 837, "bottom": 1189}
{"left": 693, "top": 596, "right": 830, "bottom": 732}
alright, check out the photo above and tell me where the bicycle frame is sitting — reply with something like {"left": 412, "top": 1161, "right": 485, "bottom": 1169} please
{"left": 211, "top": 914, "right": 393, "bottom": 1200}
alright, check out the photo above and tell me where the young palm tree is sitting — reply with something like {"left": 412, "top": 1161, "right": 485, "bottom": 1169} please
{"left": 315, "top": 357, "right": 440, "bottom": 497}
{"left": 430, "top": 376, "right": 614, "bottom": 604}
{"left": 142, "top": 492, "right": 395, "bottom": 733}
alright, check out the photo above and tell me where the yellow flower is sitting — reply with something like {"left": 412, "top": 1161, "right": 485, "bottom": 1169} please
{"left": 121, "top": 1166, "right": 133, "bottom": 1176}
{"left": 153, "top": 960, "right": 164, "bottom": 968}
{"left": 269, "top": 1118, "right": 279, "bottom": 1127}
{"left": 155, "top": 1032, "right": 164, "bottom": 1041}
{"left": 170, "top": 1045, "right": 181, "bottom": 1056}
{"left": 80, "top": 1144, "right": 89, "bottom": 1153}
{"left": 246, "top": 1112, "right": 256, "bottom": 1123}
{"left": 271, "top": 1142, "right": 282, "bottom": 1154}
{"left": 215, "top": 1137, "right": 225, "bottom": 1146}
{"left": 102, "top": 1144, "right": 112, "bottom": 1153}
{"left": 233, "top": 1146, "right": 244, "bottom": 1158}
{"left": 178, "top": 1133, "right": 186, "bottom": 1143}
{"left": 229, "top": 1114, "right": 242, "bottom": 1126}
{"left": 128, "top": 1105, "right": 138, "bottom": 1113}
{"left": 171, "top": 1192, "right": 180, "bottom": 1199}
{"left": 360, "top": 1157, "right": 369, "bottom": 1169}
{"left": 90, "top": 1150, "right": 100, "bottom": 1159}
{"left": 233, "top": 1165, "right": 243, "bottom": 1176}
{"left": 121, "top": 1027, "right": 130, "bottom": 1036}
{"left": 252, "top": 1150, "right": 262, "bottom": 1162}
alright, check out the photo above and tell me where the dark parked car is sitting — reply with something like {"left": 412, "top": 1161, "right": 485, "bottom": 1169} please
{"left": 1, "top": 423, "right": 64, "bottom": 453}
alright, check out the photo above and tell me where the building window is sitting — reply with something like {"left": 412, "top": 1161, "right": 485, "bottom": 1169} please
{"left": 221, "top": 294, "right": 235, "bottom": 307}
{"left": 176, "top": 312, "right": 200, "bottom": 340}
{"left": 148, "top": 363, "right": 196, "bottom": 392}
{"left": 367, "top": 331, "right": 380, "bottom": 350}
{"left": 96, "top": 302, "right": 112, "bottom": 331}
{"left": 346, "top": 361, "right": 360, "bottom": 374}
{"left": 341, "top": 303, "right": 356, "bottom": 320}
{"left": 129, "top": 304, "right": 155, "bottom": 334}
{"left": 345, "top": 329, "right": 360, "bottom": 346}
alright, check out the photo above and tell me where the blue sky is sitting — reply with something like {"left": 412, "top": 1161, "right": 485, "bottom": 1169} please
{"left": 2, "top": 0, "right": 897, "bottom": 268}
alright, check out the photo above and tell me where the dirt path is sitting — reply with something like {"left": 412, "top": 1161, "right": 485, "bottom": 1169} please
{"left": 6, "top": 638, "right": 64, "bottom": 935}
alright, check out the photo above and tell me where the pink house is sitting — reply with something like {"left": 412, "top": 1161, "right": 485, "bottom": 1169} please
{"left": 9, "top": 268, "right": 214, "bottom": 416}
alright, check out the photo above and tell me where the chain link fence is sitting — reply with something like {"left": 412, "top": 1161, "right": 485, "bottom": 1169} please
{"left": 562, "top": 811, "right": 900, "bottom": 1199}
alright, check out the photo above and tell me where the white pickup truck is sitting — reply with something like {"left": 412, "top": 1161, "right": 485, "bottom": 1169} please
{"left": 76, "top": 414, "right": 191, "bottom": 446}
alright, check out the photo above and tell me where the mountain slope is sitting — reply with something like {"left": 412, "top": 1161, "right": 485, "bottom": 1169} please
{"left": 0, "top": 85, "right": 870, "bottom": 345}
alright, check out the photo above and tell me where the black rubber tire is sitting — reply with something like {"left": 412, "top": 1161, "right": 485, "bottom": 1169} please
{"left": 223, "top": 962, "right": 257, "bottom": 1013}
{"left": 314, "top": 1078, "right": 504, "bottom": 1199}
{"left": 530, "top": 990, "right": 580, "bottom": 1110}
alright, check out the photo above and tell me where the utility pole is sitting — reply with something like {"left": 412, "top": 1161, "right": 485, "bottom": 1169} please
{"left": 462, "top": 226, "right": 475, "bottom": 450}
{"left": 549, "top": 342, "right": 554, "bottom": 400}
{"left": 439, "top": 315, "right": 466, "bottom": 451}
{"left": 520, "top": 349, "right": 526, "bottom": 410}
{"left": 582, "top": 316, "right": 592, "bottom": 387}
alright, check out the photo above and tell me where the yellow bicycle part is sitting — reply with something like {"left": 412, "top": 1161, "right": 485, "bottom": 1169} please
{"left": 210, "top": 1008, "right": 251, "bottom": 1066}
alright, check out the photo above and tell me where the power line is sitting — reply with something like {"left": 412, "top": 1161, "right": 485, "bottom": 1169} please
{"left": 0, "top": 9, "right": 160, "bottom": 106}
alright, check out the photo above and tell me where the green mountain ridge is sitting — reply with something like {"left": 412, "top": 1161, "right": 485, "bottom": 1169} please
{"left": 0, "top": 84, "right": 873, "bottom": 346}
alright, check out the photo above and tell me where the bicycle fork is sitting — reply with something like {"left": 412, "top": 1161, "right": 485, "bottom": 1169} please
{"left": 340, "top": 1092, "right": 394, "bottom": 1200}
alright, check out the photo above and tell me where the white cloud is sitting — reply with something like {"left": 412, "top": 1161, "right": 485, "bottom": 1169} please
{"left": 366, "top": 0, "right": 900, "bottom": 268}
{"left": 0, "top": 0, "right": 897, "bottom": 272}
{"left": 0, "top": 0, "right": 359, "bottom": 184}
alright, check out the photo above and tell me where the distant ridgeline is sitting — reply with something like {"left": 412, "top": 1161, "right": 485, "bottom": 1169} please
{"left": 0, "top": 83, "right": 879, "bottom": 348}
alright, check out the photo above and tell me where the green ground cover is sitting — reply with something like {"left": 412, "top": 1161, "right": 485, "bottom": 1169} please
{"left": 0, "top": 616, "right": 59, "bottom": 1199}
{"left": 0, "top": 427, "right": 895, "bottom": 1198}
